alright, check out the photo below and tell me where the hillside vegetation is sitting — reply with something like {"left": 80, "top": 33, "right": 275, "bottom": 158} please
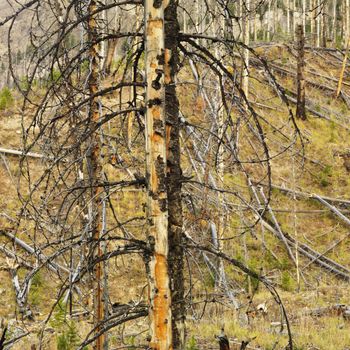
{"left": 0, "top": 42, "right": 350, "bottom": 350}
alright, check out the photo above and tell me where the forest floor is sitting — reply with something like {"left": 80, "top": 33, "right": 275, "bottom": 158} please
{"left": 1, "top": 45, "right": 350, "bottom": 350}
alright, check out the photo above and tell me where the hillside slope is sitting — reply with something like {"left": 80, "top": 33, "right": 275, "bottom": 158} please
{"left": 0, "top": 45, "right": 350, "bottom": 350}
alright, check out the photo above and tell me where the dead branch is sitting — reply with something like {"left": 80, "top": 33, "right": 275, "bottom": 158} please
{"left": 1, "top": 230, "right": 69, "bottom": 274}
{"left": 314, "top": 195, "right": 350, "bottom": 227}
{"left": 0, "top": 246, "right": 33, "bottom": 269}
{"left": 255, "top": 182, "right": 350, "bottom": 207}
{"left": 0, "top": 147, "right": 46, "bottom": 159}
{"left": 259, "top": 219, "right": 350, "bottom": 280}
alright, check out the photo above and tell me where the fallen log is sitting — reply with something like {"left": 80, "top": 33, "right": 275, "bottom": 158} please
{"left": 279, "top": 88, "right": 350, "bottom": 129}
{"left": 304, "top": 46, "right": 347, "bottom": 53}
{"left": 268, "top": 63, "right": 340, "bottom": 95}
{"left": 0, "top": 230, "right": 69, "bottom": 274}
{"left": 0, "top": 147, "right": 45, "bottom": 159}
{"left": 302, "top": 230, "right": 350, "bottom": 271}
{"left": 340, "top": 91, "right": 350, "bottom": 109}
{"left": 255, "top": 181, "right": 350, "bottom": 207}
{"left": 260, "top": 218, "right": 350, "bottom": 280}
{"left": 247, "top": 182, "right": 350, "bottom": 280}
{"left": 249, "top": 53, "right": 350, "bottom": 89}
{"left": 304, "top": 304, "right": 350, "bottom": 319}
{"left": 256, "top": 63, "right": 350, "bottom": 128}
{"left": 306, "top": 69, "right": 350, "bottom": 87}
{"left": 314, "top": 195, "right": 350, "bottom": 227}
{"left": 258, "top": 188, "right": 297, "bottom": 267}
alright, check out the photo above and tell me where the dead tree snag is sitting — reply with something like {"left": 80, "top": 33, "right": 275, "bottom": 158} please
{"left": 145, "top": 1, "right": 173, "bottom": 349}
{"left": 296, "top": 24, "right": 306, "bottom": 120}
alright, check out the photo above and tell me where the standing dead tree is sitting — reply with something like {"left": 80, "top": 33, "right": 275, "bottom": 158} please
{"left": 296, "top": 24, "right": 306, "bottom": 120}
{"left": 0, "top": 1, "right": 308, "bottom": 350}
{"left": 87, "top": 1, "right": 105, "bottom": 348}
{"left": 165, "top": 1, "right": 186, "bottom": 348}
{"left": 144, "top": 1, "right": 173, "bottom": 349}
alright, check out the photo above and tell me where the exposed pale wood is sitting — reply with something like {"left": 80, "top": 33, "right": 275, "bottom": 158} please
{"left": 242, "top": 0, "right": 250, "bottom": 102}
{"left": 103, "top": 39, "right": 118, "bottom": 74}
{"left": 258, "top": 188, "right": 297, "bottom": 267}
{"left": 255, "top": 181, "right": 350, "bottom": 206}
{"left": 336, "top": 37, "right": 350, "bottom": 98}
{"left": 246, "top": 180, "right": 350, "bottom": 280}
{"left": 145, "top": 1, "right": 173, "bottom": 349}
{"left": 259, "top": 218, "right": 350, "bottom": 280}
{"left": 314, "top": 195, "right": 350, "bottom": 226}
{"left": 0, "top": 147, "right": 45, "bottom": 159}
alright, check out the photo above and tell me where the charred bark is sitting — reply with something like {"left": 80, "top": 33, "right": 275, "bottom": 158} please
{"left": 296, "top": 24, "right": 306, "bottom": 120}
{"left": 0, "top": 325, "right": 7, "bottom": 350}
{"left": 87, "top": 1, "right": 104, "bottom": 349}
{"left": 164, "top": 1, "right": 185, "bottom": 349}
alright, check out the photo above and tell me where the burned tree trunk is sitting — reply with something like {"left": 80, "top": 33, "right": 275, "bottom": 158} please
{"left": 0, "top": 322, "right": 7, "bottom": 350}
{"left": 296, "top": 24, "right": 306, "bottom": 120}
{"left": 103, "top": 39, "right": 118, "bottom": 75}
{"left": 145, "top": 1, "right": 173, "bottom": 350}
{"left": 87, "top": 2, "right": 104, "bottom": 349}
{"left": 164, "top": 1, "right": 185, "bottom": 349}
{"left": 322, "top": 0, "right": 327, "bottom": 47}
{"left": 242, "top": 0, "right": 250, "bottom": 104}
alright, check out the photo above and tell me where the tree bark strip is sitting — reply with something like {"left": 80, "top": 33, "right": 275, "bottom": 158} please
{"left": 242, "top": 0, "right": 250, "bottom": 104}
{"left": 103, "top": 39, "right": 118, "bottom": 75}
{"left": 145, "top": 1, "right": 173, "bottom": 349}
{"left": 87, "top": 1, "right": 104, "bottom": 349}
{"left": 336, "top": 37, "right": 350, "bottom": 98}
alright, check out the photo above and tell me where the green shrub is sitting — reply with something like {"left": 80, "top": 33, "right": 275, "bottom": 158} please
{"left": 319, "top": 165, "right": 332, "bottom": 187}
{"left": 49, "top": 68, "right": 61, "bottom": 84}
{"left": 329, "top": 120, "right": 336, "bottom": 142}
{"left": 57, "top": 322, "right": 80, "bottom": 350}
{"left": 281, "top": 271, "right": 294, "bottom": 291}
{"left": 124, "top": 335, "right": 136, "bottom": 347}
{"left": 246, "top": 274, "right": 260, "bottom": 292}
{"left": 50, "top": 300, "right": 82, "bottom": 350}
{"left": 204, "top": 271, "right": 215, "bottom": 289}
{"left": 28, "top": 271, "right": 43, "bottom": 306}
{"left": 186, "top": 336, "right": 199, "bottom": 350}
{"left": 50, "top": 300, "right": 66, "bottom": 329}
{"left": 19, "top": 77, "right": 30, "bottom": 91}
{"left": 0, "top": 87, "right": 14, "bottom": 110}
{"left": 79, "top": 59, "right": 90, "bottom": 75}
